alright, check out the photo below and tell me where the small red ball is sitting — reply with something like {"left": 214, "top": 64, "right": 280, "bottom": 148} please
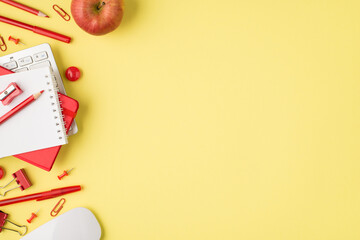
{"left": 0, "top": 167, "right": 4, "bottom": 180}
{"left": 65, "top": 67, "right": 81, "bottom": 81}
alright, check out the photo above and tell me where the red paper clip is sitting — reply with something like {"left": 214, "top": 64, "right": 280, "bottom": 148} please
{"left": 0, "top": 169, "right": 32, "bottom": 197}
{"left": 53, "top": 5, "right": 71, "bottom": 21}
{"left": 0, "top": 36, "right": 7, "bottom": 52}
{"left": 0, "top": 211, "right": 27, "bottom": 236}
{"left": 0, "top": 82, "right": 23, "bottom": 106}
{"left": 50, "top": 198, "right": 66, "bottom": 217}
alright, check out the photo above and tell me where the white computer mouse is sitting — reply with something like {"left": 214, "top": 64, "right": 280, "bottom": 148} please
{"left": 21, "top": 207, "right": 101, "bottom": 240}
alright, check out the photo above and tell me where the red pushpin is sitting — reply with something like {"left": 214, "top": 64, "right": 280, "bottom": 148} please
{"left": 26, "top": 209, "right": 39, "bottom": 224}
{"left": 8, "top": 36, "right": 25, "bottom": 45}
{"left": 58, "top": 168, "right": 74, "bottom": 180}
{"left": 0, "top": 167, "right": 4, "bottom": 180}
{"left": 65, "top": 67, "right": 81, "bottom": 81}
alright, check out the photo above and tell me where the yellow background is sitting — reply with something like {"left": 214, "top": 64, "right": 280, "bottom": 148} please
{"left": 1, "top": 0, "right": 360, "bottom": 239}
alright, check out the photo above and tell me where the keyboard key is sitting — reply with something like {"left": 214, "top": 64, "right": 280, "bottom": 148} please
{"left": 33, "top": 51, "right": 48, "bottom": 62}
{"left": 18, "top": 56, "right": 33, "bottom": 67}
{"left": 2, "top": 61, "right": 18, "bottom": 70}
{"left": 15, "top": 68, "right": 28, "bottom": 73}
{"left": 29, "top": 61, "right": 51, "bottom": 70}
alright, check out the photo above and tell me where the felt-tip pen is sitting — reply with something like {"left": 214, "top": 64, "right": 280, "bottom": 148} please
{"left": 0, "top": 185, "right": 81, "bottom": 207}
{"left": 0, "top": 15, "right": 71, "bottom": 43}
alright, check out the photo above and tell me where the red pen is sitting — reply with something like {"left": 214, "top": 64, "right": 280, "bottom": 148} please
{"left": 0, "top": 185, "right": 81, "bottom": 207}
{"left": 0, "top": 15, "right": 71, "bottom": 43}
{"left": 0, "top": 91, "right": 44, "bottom": 125}
{"left": 0, "top": 0, "right": 48, "bottom": 17}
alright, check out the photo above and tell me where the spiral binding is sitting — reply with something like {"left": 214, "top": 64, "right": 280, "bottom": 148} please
{"left": 46, "top": 74, "right": 67, "bottom": 141}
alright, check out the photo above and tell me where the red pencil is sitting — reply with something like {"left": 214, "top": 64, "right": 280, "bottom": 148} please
{"left": 0, "top": 90, "right": 44, "bottom": 125}
{"left": 0, "top": 16, "right": 71, "bottom": 43}
{"left": 0, "top": 0, "right": 48, "bottom": 18}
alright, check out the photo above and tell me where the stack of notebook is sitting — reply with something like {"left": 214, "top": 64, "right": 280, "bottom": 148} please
{"left": 0, "top": 66, "right": 79, "bottom": 171}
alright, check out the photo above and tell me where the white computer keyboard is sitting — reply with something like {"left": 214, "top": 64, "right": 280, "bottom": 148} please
{"left": 0, "top": 43, "right": 78, "bottom": 136}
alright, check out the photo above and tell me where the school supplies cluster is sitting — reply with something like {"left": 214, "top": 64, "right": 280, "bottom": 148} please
{"left": 0, "top": 0, "right": 71, "bottom": 54}
{"left": 0, "top": 1, "right": 102, "bottom": 239}
{"left": 0, "top": 8, "right": 84, "bottom": 238}
{"left": 0, "top": 44, "right": 79, "bottom": 169}
{"left": 0, "top": 42, "right": 85, "bottom": 237}
{"left": 0, "top": 178, "right": 82, "bottom": 236}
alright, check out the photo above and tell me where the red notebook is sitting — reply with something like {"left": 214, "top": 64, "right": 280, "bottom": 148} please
{"left": 0, "top": 66, "right": 79, "bottom": 171}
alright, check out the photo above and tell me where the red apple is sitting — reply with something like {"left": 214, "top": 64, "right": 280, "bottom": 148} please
{"left": 71, "top": 0, "right": 124, "bottom": 36}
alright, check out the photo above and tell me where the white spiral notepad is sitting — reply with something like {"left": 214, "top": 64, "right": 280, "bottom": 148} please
{"left": 0, "top": 67, "right": 67, "bottom": 159}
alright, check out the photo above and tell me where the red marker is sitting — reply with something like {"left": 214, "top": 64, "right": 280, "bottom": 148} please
{"left": 0, "top": 16, "right": 71, "bottom": 43}
{"left": 0, "top": 91, "right": 44, "bottom": 125}
{"left": 0, "top": 185, "right": 81, "bottom": 207}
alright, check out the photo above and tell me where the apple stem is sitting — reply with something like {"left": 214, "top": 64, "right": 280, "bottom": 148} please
{"left": 97, "top": 1, "right": 105, "bottom": 10}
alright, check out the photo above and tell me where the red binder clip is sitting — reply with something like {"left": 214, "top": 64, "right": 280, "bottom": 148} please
{"left": 0, "top": 82, "right": 23, "bottom": 106}
{"left": 0, "top": 211, "right": 27, "bottom": 236}
{"left": 53, "top": 5, "right": 71, "bottom": 21}
{"left": 0, "top": 36, "right": 7, "bottom": 52}
{"left": 0, "top": 169, "right": 32, "bottom": 197}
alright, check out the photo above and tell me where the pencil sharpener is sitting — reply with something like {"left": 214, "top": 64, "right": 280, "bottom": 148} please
{"left": 0, "top": 82, "right": 22, "bottom": 106}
